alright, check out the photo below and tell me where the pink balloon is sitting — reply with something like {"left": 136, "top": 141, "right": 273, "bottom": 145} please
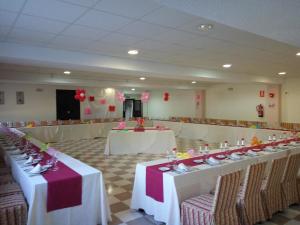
{"left": 141, "top": 92, "right": 150, "bottom": 103}
{"left": 84, "top": 107, "right": 92, "bottom": 115}
{"left": 99, "top": 98, "right": 106, "bottom": 105}
{"left": 116, "top": 91, "right": 125, "bottom": 103}
{"left": 118, "top": 121, "right": 126, "bottom": 129}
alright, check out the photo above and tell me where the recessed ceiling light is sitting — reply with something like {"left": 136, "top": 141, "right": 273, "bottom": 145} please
{"left": 139, "top": 77, "right": 146, "bottom": 80}
{"left": 128, "top": 50, "right": 138, "bottom": 55}
{"left": 296, "top": 52, "right": 300, "bottom": 56}
{"left": 278, "top": 72, "right": 287, "bottom": 75}
{"left": 131, "top": 88, "right": 135, "bottom": 91}
{"left": 198, "top": 24, "right": 213, "bottom": 31}
{"left": 64, "top": 70, "right": 71, "bottom": 75}
{"left": 222, "top": 64, "right": 232, "bottom": 68}
{"left": 191, "top": 81, "right": 197, "bottom": 84}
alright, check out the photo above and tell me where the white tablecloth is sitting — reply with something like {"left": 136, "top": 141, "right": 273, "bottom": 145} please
{"left": 104, "top": 129, "right": 176, "bottom": 155}
{"left": 131, "top": 146, "right": 300, "bottom": 225}
{"left": 153, "top": 121, "right": 288, "bottom": 144}
{"left": 1, "top": 129, "right": 111, "bottom": 225}
{"left": 20, "top": 121, "right": 153, "bottom": 143}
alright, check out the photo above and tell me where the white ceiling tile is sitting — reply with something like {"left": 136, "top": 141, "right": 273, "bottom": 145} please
{"left": 57, "top": 0, "right": 99, "bottom": 7}
{"left": 0, "top": 10, "right": 18, "bottom": 26}
{"left": 23, "top": 0, "right": 87, "bottom": 23}
{"left": 76, "top": 9, "right": 132, "bottom": 31}
{"left": 62, "top": 24, "right": 109, "bottom": 40}
{"left": 142, "top": 6, "right": 196, "bottom": 28}
{"left": 152, "top": 29, "right": 199, "bottom": 44}
{"left": 134, "top": 39, "right": 170, "bottom": 51}
{"left": 0, "top": 26, "right": 10, "bottom": 38}
{"left": 118, "top": 21, "right": 170, "bottom": 38}
{"left": 48, "top": 34, "right": 91, "bottom": 50}
{"left": 8, "top": 27, "right": 56, "bottom": 43}
{"left": 15, "top": 14, "right": 68, "bottom": 33}
{"left": 100, "top": 32, "right": 142, "bottom": 46}
{"left": 0, "top": 0, "right": 26, "bottom": 12}
{"left": 94, "top": 0, "right": 160, "bottom": 19}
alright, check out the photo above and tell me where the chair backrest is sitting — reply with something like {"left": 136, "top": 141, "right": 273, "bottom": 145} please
{"left": 265, "top": 157, "right": 287, "bottom": 190}
{"left": 212, "top": 170, "right": 242, "bottom": 214}
{"left": 240, "top": 161, "right": 267, "bottom": 200}
{"left": 282, "top": 153, "right": 300, "bottom": 183}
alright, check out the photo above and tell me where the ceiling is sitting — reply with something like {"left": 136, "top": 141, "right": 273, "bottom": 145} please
{"left": 0, "top": 0, "right": 299, "bottom": 88}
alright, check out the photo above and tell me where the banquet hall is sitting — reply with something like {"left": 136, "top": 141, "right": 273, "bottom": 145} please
{"left": 0, "top": 0, "right": 300, "bottom": 225}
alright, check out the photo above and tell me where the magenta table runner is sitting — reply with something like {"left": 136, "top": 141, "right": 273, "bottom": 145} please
{"left": 112, "top": 127, "right": 170, "bottom": 131}
{"left": 146, "top": 138, "right": 299, "bottom": 202}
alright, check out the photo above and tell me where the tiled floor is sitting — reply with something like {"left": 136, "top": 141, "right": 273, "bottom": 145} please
{"left": 51, "top": 137, "right": 300, "bottom": 225}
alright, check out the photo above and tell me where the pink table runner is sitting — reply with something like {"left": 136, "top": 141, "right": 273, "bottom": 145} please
{"left": 112, "top": 127, "right": 170, "bottom": 131}
{"left": 146, "top": 138, "right": 299, "bottom": 202}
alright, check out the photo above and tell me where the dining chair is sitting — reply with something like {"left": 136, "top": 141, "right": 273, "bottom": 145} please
{"left": 297, "top": 176, "right": 300, "bottom": 201}
{"left": 261, "top": 157, "right": 287, "bottom": 219}
{"left": 181, "top": 170, "right": 242, "bottom": 225}
{"left": 0, "top": 193, "right": 28, "bottom": 225}
{"left": 237, "top": 161, "right": 267, "bottom": 225}
{"left": 0, "top": 182, "right": 23, "bottom": 197}
{"left": 281, "top": 153, "right": 300, "bottom": 208}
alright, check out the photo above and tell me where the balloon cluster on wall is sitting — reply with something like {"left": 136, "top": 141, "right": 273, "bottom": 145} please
{"left": 116, "top": 91, "right": 125, "bottom": 103}
{"left": 74, "top": 89, "right": 86, "bottom": 102}
{"left": 141, "top": 92, "right": 150, "bottom": 103}
{"left": 163, "top": 92, "right": 170, "bottom": 101}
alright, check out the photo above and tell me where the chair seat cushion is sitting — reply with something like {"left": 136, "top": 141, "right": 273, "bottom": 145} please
{"left": 182, "top": 193, "right": 214, "bottom": 212}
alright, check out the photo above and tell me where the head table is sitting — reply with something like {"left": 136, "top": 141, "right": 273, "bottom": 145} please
{"left": 104, "top": 128, "right": 176, "bottom": 155}
{"left": 131, "top": 138, "right": 300, "bottom": 225}
{"left": 0, "top": 127, "right": 111, "bottom": 225}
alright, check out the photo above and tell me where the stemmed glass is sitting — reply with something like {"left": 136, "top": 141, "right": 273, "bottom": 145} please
{"left": 49, "top": 153, "right": 59, "bottom": 171}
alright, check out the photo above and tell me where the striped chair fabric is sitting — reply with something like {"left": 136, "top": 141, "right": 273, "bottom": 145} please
{"left": 237, "top": 162, "right": 267, "bottom": 225}
{"left": 0, "top": 183, "right": 23, "bottom": 197}
{"left": 0, "top": 193, "right": 27, "bottom": 225}
{"left": 261, "top": 157, "right": 287, "bottom": 219}
{"left": 0, "top": 174, "right": 15, "bottom": 185}
{"left": 0, "top": 167, "right": 11, "bottom": 176}
{"left": 281, "top": 153, "right": 300, "bottom": 208}
{"left": 181, "top": 170, "right": 242, "bottom": 225}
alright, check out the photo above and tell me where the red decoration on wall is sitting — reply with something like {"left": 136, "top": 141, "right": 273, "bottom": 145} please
{"left": 108, "top": 105, "right": 116, "bottom": 112}
{"left": 163, "top": 92, "right": 170, "bottom": 101}
{"left": 89, "top": 96, "right": 95, "bottom": 102}
{"left": 74, "top": 89, "right": 86, "bottom": 102}
{"left": 269, "top": 93, "right": 275, "bottom": 98}
{"left": 99, "top": 98, "right": 106, "bottom": 105}
{"left": 84, "top": 107, "right": 92, "bottom": 115}
{"left": 259, "top": 90, "right": 265, "bottom": 97}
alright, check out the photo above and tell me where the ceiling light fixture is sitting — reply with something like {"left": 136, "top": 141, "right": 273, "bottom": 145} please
{"left": 222, "top": 64, "right": 232, "bottom": 68}
{"left": 128, "top": 50, "right": 139, "bottom": 55}
{"left": 198, "top": 24, "right": 213, "bottom": 31}
{"left": 131, "top": 88, "right": 135, "bottom": 91}
{"left": 278, "top": 72, "right": 287, "bottom": 75}
{"left": 139, "top": 77, "right": 146, "bottom": 80}
{"left": 191, "top": 81, "right": 197, "bottom": 84}
{"left": 64, "top": 70, "right": 71, "bottom": 75}
{"left": 296, "top": 52, "right": 300, "bottom": 56}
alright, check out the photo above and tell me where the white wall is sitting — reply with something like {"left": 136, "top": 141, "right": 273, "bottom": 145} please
{"left": 0, "top": 83, "right": 122, "bottom": 122}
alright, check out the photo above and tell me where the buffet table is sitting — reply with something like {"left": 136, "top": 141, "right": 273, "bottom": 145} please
{"left": 104, "top": 128, "right": 176, "bottom": 155}
{"left": 131, "top": 140, "right": 300, "bottom": 225}
{"left": 0, "top": 128, "right": 111, "bottom": 225}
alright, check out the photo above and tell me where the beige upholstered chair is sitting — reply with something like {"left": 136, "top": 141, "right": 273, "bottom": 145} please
{"left": 181, "top": 170, "right": 242, "bottom": 225}
{"left": 281, "top": 153, "right": 300, "bottom": 208}
{"left": 0, "top": 174, "right": 15, "bottom": 185}
{"left": 0, "top": 183, "right": 23, "bottom": 197}
{"left": 237, "top": 162, "right": 267, "bottom": 225}
{"left": 261, "top": 157, "right": 287, "bottom": 219}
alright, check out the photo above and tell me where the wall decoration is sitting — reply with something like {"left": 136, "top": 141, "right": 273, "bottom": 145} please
{"left": 84, "top": 107, "right": 92, "bottom": 115}
{"left": 99, "top": 98, "right": 106, "bottom": 105}
{"left": 108, "top": 105, "right": 116, "bottom": 112}
{"left": 89, "top": 96, "right": 95, "bottom": 102}
{"left": 163, "top": 92, "right": 170, "bottom": 101}
{"left": 269, "top": 93, "right": 275, "bottom": 98}
{"left": 74, "top": 89, "right": 86, "bottom": 102}
{"left": 0, "top": 91, "right": 4, "bottom": 104}
{"left": 116, "top": 91, "right": 125, "bottom": 103}
{"left": 141, "top": 92, "right": 150, "bottom": 103}
{"left": 16, "top": 91, "right": 24, "bottom": 104}
{"left": 259, "top": 90, "right": 265, "bottom": 97}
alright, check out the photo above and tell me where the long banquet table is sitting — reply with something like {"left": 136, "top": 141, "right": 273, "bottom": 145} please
{"left": 0, "top": 128, "right": 111, "bottom": 225}
{"left": 104, "top": 128, "right": 176, "bottom": 155}
{"left": 131, "top": 140, "right": 300, "bottom": 225}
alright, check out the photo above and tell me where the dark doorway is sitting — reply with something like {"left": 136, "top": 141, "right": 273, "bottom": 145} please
{"left": 123, "top": 99, "right": 143, "bottom": 119}
{"left": 56, "top": 89, "right": 80, "bottom": 120}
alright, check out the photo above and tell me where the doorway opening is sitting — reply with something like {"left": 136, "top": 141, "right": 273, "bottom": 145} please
{"left": 123, "top": 99, "right": 143, "bottom": 120}
{"left": 56, "top": 89, "right": 80, "bottom": 120}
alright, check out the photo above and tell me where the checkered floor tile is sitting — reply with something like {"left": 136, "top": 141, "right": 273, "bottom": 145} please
{"left": 50, "top": 138, "right": 300, "bottom": 225}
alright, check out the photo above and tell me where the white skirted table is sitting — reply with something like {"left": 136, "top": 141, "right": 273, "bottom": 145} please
{"left": 104, "top": 129, "right": 176, "bottom": 155}
{"left": 131, "top": 143, "right": 300, "bottom": 225}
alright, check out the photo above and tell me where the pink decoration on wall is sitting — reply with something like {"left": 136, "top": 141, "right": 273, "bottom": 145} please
{"left": 89, "top": 96, "right": 95, "bottom": 102}
{"left": 74, "top": 89, "right": 86, "bottom": 102}
{"left": 118, "top": 121, "right": 126, "bottom": 129}
{"left": 116, "top": 91, "right": 125, "bottom": 103}
{"left": 84, "top": 107, "right": 91, "bottom": 115}
{"left": 163, "top": 92, "right": 170, "bottom": 101}
{"left": 141, "top": 92, "right": 150, "bottom": 103}
{"left": 99, "top": 98, "right": 106, "bottom": 105}
{"left": 259, "top": 90, "right": 265, "bottom": 97}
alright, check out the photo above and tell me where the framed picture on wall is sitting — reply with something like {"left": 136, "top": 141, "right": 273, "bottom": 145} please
{"left": 16, "top": 91, "right": 24, "bottom": 104}
{"left": 0, "top": 91, "right": 4, "bottom": 104}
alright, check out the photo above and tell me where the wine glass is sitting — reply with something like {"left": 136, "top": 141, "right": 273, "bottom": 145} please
{"left": 50, "top": 153, "right": 59, "bottom": 171}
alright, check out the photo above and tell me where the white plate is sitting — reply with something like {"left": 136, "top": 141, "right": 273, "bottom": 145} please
{"left": 159, "top": 167, "right": 170, "bottom": 172}
{"left": 193, "top": 159, "right": 204, "bottom": 163}
{"left": 28, "top": 167, "right": 48, "bottom": 175}
{"left": 215, "top": 155, "right": 226, "bottom": 159}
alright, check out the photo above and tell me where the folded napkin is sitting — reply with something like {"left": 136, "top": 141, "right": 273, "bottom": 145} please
{"left": 230, "top": 153, "right": 241, "bottom": 160}
{"left": 178, "top": 163, "right": 188, "bottom": 171}
{"left": 30, "top": 164, "right": 42, "bottom": 173}
{"left": 247, "top": 150, "right": 258, "bottom": 156}
{"left": 24, "top": 156, "right": 33, "bottom": 165}
{"left": 207, "top": 157, "right": 220, "bottom": 165}
{"left": 14, "top": 153, "right": 28, "bottom": 159}
{"left": 265, "top": 146, "right": 274, "bottom": 151}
